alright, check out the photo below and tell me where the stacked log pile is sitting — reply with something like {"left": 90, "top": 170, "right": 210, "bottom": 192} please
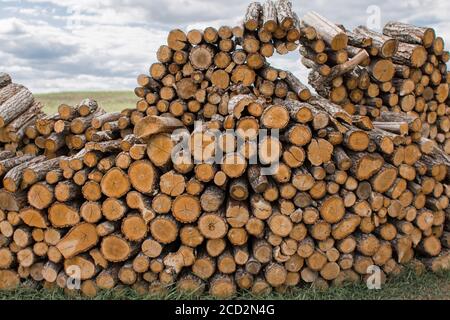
{"left": 0, "top": 0, "right": 449, "bottom": 298}
{"left": 297, "top": 11, "right": 450, "bottom": 154}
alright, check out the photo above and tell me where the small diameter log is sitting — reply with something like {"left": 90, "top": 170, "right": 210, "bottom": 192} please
{"left": 284, "top": 71, "right": 311, "bottom": 101}
{"left": 353, "top": 26, "right": 398, "bottom": 58}
{"left": 150, "top": 216, "right": 179, "bottom": 244}
{"left": 275, "top": 0, "right": 295, "bottom": 30}
{"left": 262, "top": 0, "right": 277, "bottom": 32}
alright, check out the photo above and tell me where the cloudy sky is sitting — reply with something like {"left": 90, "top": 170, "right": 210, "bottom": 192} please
{"left": 0, "top": 0, "right": 449, "bottom": 93}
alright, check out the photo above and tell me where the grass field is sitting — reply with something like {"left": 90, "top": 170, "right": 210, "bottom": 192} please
{"left": 35, "top": 91, "right": 136, "bottom": 114}
{"left": 13, "top": 92, "right": 449, "bottom": 300}
{"left": 0, "top": 268, "right": 449, "bottom": 300}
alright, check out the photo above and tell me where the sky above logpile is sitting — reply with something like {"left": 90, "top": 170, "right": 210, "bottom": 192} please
{"left": 0, "top": 0, "right": 449, "bottom": 93}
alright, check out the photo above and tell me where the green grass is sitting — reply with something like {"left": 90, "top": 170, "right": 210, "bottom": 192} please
{"left": 1, "top": 268, "right": 449, "bottom": 300}
{"left": 35, "top": 91, "right": 136, "bottom": 114}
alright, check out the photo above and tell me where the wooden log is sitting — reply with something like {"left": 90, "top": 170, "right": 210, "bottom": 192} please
{"left": 284, "top": 71, "right": 311, "bottom": 101}
{"left": 56, "top": 223, "right": 98, "bottom": 259}
{"left": 275, "top": 0, "right": 295, "bottom": 30}
{"left": 172, "top": 194, "right": 202, "bottom": 223}
{"left": 383, "top": 21, "right": 435, "bottom": 48}
{"left": 0, "top": 87, "right": 34, "bottom": 128}
{"left": 150, "top": 216, "right": 178, "bottom": 244}
{"left": 353, "top": 26, "right": 398, "bottom": 58}
{"left": 100, "top": 234, "right": 137, "bottom": 263}
{"left": 302, "top": 11, "right": 348, "bottom": 51}
{"left": 262, "top": 0, "right": 277, "bottom": 32}
{"left": 19, "top": 208, "right": 48, "bottom": 228}
{"left": 0, "top": 154, "right": 34, "bottom": 177}
{"left": 100, "top": 167, "right": 131, "bottom": 198}
{"left": 392, "top": 42, "right": 428, "bottom": 68}
{"left": 134, "top": 115, "right": 184, "bottom": 139}
{"left": 3, "top": 155, "right": 46, "bottom": 193}
{"left": 198, "top": 211, "right": 228, "bottom": 240}
{"left": 244, "top": 2, "right": 262, "bottom": 31}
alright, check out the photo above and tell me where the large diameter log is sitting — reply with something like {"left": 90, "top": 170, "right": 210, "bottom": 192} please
{"left": 319, "top": 195, "right": 345, "bottom": 224}
{"left": 19, "top": 207, "right": 48, "bottom": 228}
{"left": 350, "top": 152, "right": 384, "bottom": 181}
{"left": 3, "top": 155, "right": 45, "bottom": 193}
{"left": 369, "top": 59, "right": 395, "bottom": 82}
{"left": 189, "top": 45, "right": 214, "bottom": 71}
{"left": 0, "top": 84, "right": 23, "bottom": 106}
{"left": 48, "top": 202, "right": 80, "bottom": 228}
{"left": 150, "top": 216, "right": 179, "bottom": 244}
{"left": 302, "top": 11, "right": 348, "bottom": 51}
{"left": 100, "top": 167, "right": 131, "bottom": 198}
{"left": 173, "top": 194, "right": 201, "bottom": 223}
{"left": 134, "top": 115, "right": 184, "bottom": 139}
{"left": 128, "top": 160, "right": 158, "bottom": 195}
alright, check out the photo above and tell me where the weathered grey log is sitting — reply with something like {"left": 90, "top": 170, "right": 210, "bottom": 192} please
{"left": 383, "top": 21, "right": 436, "bottom": 48}
{"left": 0, "top": 87, "right": 34, "bottom": 128}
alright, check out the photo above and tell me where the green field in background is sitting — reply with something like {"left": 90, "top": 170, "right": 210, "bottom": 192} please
{"left": 35, "top": 91, "right": 136, "bottom": 114}
{"left": 0, "top": 268, "right": 449, "bottom": 300}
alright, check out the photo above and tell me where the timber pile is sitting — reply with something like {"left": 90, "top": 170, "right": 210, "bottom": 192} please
{"left": 297, "top": 11, "right": 450, "bottom": 154}
{"left": 0, "top": 73, "right": 44, "bottom": 155}
{"left": 0, "top": 0, "right": 450, "bottom": 298}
